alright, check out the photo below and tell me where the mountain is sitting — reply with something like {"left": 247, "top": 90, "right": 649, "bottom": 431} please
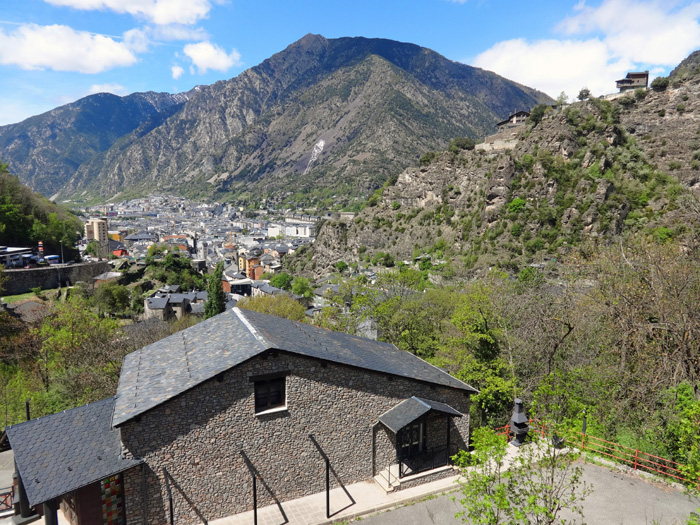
{"left": 297, "top": 76, "right": 700, "bottom": 276}
{"left": 0, "top": 91, "right": 189, "bottom": 198}
{"left": 0, "top": 34, "right": 552, "bottom": 207}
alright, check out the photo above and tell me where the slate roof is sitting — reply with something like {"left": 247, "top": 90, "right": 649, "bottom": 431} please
{"left": 146, "top": 297, "right": 169, "bottom": 310}
{"left": 6, "top": 397, "right": 142, "bottom": 507}
{"left": 379, "top": 396, "right": 463, "bottom": 433}
{"left": 113, "top": 308, "right": 476, "bottom": 427}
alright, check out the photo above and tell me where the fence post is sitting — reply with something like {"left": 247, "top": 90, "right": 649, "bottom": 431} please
{"left": 634, "top": 449, "right": 638, "bottom": 471}
{"left": 253, "top": 473, "right": 257, "bottom": 525}
{"left": 325, "top": 457, "right": 330, "bottom": 519}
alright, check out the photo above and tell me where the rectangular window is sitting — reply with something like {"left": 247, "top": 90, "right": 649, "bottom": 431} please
{"left": 254, "top": 376, "right": 286, "bottom": 413}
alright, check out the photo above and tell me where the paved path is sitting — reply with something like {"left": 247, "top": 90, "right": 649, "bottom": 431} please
{"left": 210, "top": 468, "right": 462, "bottom": 525}
{"left": 359, "top": 462, "right": 700, "bottom": 525}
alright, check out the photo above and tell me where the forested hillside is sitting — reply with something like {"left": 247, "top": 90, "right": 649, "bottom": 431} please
{"left": 313, "top": 237, "right": 699, "bottom": 480}
{"left": 0, "top": 162, "right": 82, "bottom": 257}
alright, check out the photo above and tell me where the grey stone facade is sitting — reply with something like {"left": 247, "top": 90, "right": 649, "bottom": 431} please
{"left": 120, "top": 350, "right": 470, "bottom": 524}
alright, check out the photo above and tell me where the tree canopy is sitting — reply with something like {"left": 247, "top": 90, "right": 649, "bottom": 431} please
{"left": 204, "top": 262, "right": 227, "bottom": 319}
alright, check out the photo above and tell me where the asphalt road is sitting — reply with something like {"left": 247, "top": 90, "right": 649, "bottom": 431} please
{"left": 358, "top": 462, "right": 700, "bottom": 525}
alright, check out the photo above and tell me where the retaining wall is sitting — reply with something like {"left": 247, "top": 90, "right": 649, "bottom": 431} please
{"left": 1, "top": 262, "right": 111, "bottom": 295}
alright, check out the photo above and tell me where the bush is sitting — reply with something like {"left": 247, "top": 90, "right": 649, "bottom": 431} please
{"left": 419, "top": 151, "right": 438, "bottom": 166}
{"left": 527, "top": 104, "right": 549, "bottom": 127}
{"left": 677, "top": 104, "right": 686, "bottom": 115}
{"left": 448, "top": 137, "right": 476, "bottom": 153}
{"left": 508, "top": 198, "right": 526, "bottom": 214}
{"left": 650, "top": 76, "right": 669, "bottom": 92}
{"left": 525, "top": 238, "right": 546, "bottom": 254}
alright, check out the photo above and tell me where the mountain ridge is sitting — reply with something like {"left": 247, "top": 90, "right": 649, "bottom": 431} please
{"left": 0, "top": 34, "right": 552, "bottom": 207}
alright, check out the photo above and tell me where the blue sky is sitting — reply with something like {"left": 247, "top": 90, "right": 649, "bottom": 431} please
{"left": 2, "top": 0, "right": 700, "bottom": 125}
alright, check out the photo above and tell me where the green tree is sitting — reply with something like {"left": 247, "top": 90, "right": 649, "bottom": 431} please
{"left": 454, "top": 426, "right": 591, "bottom": 525}
{"left": 270, "top": 272, "right": 293, "bottom": 290}
{"left": 93, "top": 282, "right": 131, "bottom": 316}
{"left": 449, "top": 137, "right": 476, "bottom": 153}
{"left": 527, "top": 104, "right": 549, "bottom": 127}
{"left": 577, "top": 88, "right": 591, "bottom": 101}
{"left": 291, "top": 277, "right": 313, "bottom": 299}
{"left": 335, "top": 261, "right": 348, "bottom": 273}
{"left": 204, "top": 262, "right": 227, "bottom": 319}
{"left": 651, "top": 76, "right": 669, "bottom": 92}
{"left": 237, "top": 294, "right": 306, "bottom": 322}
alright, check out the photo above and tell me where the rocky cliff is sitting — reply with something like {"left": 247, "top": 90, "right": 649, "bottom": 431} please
{"left": 303, "top": 78, "right": 700, "bottom": 276}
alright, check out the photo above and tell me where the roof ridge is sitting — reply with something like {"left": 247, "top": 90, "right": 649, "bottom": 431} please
{"left": 413, "top": 396, "right": 431, "bottom": 409}
{"left": 234, "top": 308, "right": 272, "bottom": 349}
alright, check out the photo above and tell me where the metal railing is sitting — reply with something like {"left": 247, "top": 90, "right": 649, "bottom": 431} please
{"left": 399, "top": 444, "right": 455, "bottom": 478}
{"left": 0, "top": 486, "right": 13, "bottom": 511}
{"left": 494, "top": 420, "right": 699, "bottom": 489}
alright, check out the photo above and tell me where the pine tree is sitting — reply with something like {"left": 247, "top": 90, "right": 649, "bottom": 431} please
{"left": 204, "top": 262, "right": 226, "bottom": 319}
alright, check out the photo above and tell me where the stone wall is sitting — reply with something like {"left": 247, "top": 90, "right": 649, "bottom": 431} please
{"left": 1, "top": 262, "right": 110, "bottom": 295}
{"left": 120, "top": 351, "right": 471, "bottom": 525}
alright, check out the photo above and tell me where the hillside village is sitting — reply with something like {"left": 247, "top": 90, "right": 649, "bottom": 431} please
{"left": 0, "top": 59, "right": 699, "bottom": 525}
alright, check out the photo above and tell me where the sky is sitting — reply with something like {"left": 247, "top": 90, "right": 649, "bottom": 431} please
{"left": 2, "top": 0, "right": 700, "bottom": 126}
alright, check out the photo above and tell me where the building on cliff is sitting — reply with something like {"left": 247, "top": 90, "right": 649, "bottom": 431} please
{"left": 616, "top": 71, "right": 649, "bottom": 92}
{"left": 7, "top": 308, "right": 476, "bottom": 524}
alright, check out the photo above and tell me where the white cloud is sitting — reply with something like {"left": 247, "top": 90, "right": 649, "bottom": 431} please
{"left": 151, "top": 24, "right": 208, "bottom": 42}
{"left": 471, "top": 0, "right": 700, "bottom": 99}
{"left": 183, "top": 41, "right": 241, "bottom": 74}
{"left": 558, "top": 0, "right": 700, "bottom": 66}
{"left": 88, "top": 83, "right": 128, "bottom": 95}
{"left": 43, "top": 0, "right": 215, "bottom": 26}
{"left": 0, "top": 24, "right": 137, "bottom": 73}
{"left": 123, "top": 28, "right": 150, "bottom": 53}
{"left": 171, "top": 65, "right": 184, "bottom": 79}
{"left": 473, "top": 38, "right": 632, "bottom": 99}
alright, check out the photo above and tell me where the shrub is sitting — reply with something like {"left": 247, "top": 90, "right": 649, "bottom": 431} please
{"left": 508, "top": 198, "right": 526, "bottom": 214}
{"left": 419, "top": 151, "right": 438, "bottom": 166}
{"left": 658, "top": 109, "right": 666, "bottom": 117}
{"left": 448, "top": 137, "right": 476, "bottom": 153}
{"left": 677, "top": 104, "right": 686, "bottom": 114}
{"left": 391, "top": 201, "right": 401, "bottom": 210}
{"left": 650, "top": 76, "right": 669, "bottom": 92}
{"left": 669, "top": 161, "right": 682, "bottom": 171}
{"left": 527, "top": 104, "right": 549, "bottom": 127}
{"left": 525, "top": 238, "right": 545, "bottom": 254}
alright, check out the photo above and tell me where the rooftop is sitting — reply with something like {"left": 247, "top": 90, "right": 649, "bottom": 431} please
{"left": 6, "top": 397, "right": 142, "bottom": 507}
{"left": 113, "top": 308, "right": 476, "bottom": 427}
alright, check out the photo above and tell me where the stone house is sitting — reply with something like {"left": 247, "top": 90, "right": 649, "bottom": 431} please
{"left": 7, "top": 308, "right": 476, "bottom": 525}
{"left": 496, "top": 110, "right": 530, "bottom": 130}
{"left": 143, "top": 296, "right": 175, "bottom": 321}
{"left": 616, "top": 71, "right": 649, "bottom": 92}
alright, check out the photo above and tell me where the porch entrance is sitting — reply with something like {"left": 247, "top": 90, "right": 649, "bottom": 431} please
{"left": 378, "top": 396, "right": 463, "bottom": 480}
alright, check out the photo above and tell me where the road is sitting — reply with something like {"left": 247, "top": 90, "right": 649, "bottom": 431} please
{"left": 358, "top": 462, "right": 700, "bottom": 525}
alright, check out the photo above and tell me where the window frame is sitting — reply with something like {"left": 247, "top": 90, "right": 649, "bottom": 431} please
{"left": 251, "top": 372, "right": 288, "bottom": 414}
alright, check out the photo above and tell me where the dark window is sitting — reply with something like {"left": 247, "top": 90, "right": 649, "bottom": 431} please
{"left": 254, "top": 376, "right": 285, "bottom": 413}
{"left": 399, "top": 421, "right": 426, "bottom": 459}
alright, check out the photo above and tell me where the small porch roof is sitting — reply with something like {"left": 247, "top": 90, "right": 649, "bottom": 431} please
{"left": 379, "top": 396, "right": 462, "bottom": 434}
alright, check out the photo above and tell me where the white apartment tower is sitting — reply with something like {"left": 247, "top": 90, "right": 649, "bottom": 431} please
{"left": 85, "top": 218, "right": 109, "bottom": 245}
